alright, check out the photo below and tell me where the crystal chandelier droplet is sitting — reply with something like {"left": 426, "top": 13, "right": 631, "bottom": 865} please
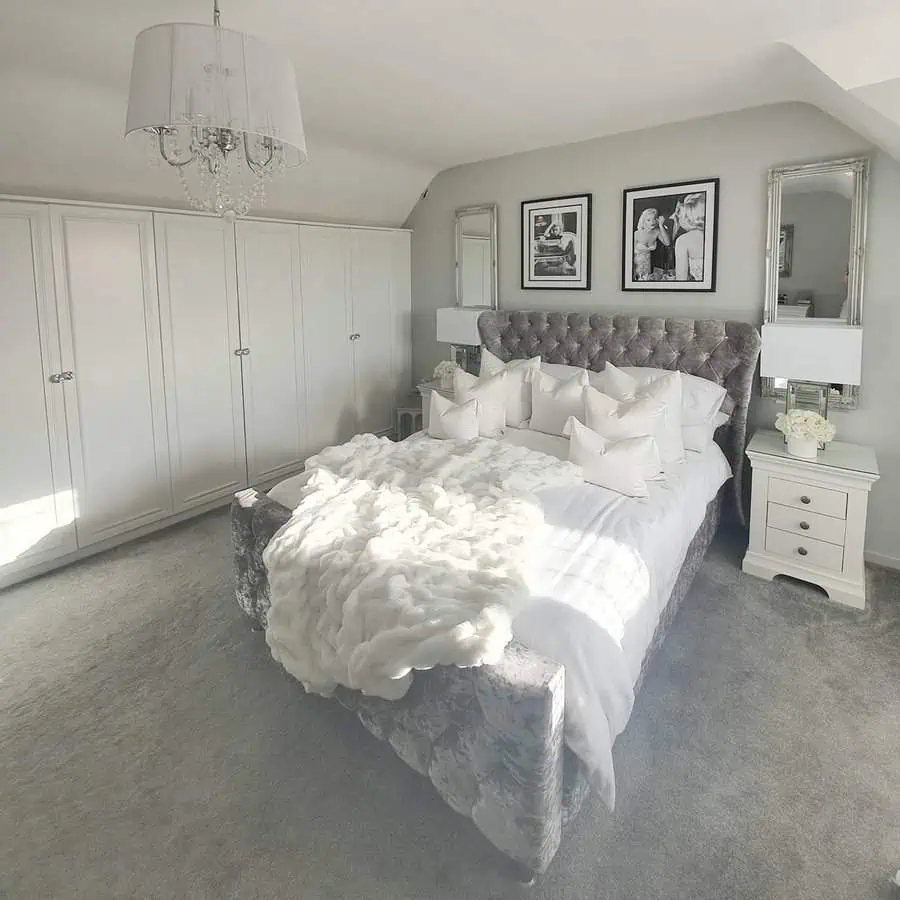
{"left": 125, "top": 0, "right": 307, "bottom": 219}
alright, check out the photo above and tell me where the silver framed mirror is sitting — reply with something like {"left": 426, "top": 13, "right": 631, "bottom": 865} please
{"left": 455, "top": 203, "right": 498, "bottom": 309}
{"left": 762, "top": 156, "right": 869, "bottom": 408}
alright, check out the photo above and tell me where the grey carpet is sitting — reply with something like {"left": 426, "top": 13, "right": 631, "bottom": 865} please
{"left": 1, "top": 510, "right": 897, "bottom": 900}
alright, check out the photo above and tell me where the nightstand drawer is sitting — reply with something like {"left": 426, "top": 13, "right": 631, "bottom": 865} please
{"left": 768, "top": 477, "right": 848, "bottom": 520}
{"left": 765, "top": 527, "right": 844, "bottom": 573}
{"left": 766, "top": 502, "right": 847, "bottom": 546}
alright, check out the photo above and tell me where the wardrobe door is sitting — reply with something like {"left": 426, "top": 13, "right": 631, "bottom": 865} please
{"left": 234, "top": 220, "right": 308, "bottom": 485}
{"left": 155, "top": 214, "right": 247, "bottom": 511}
{"left": 298, "top": 225, "right": 356, "bottom": 451}
{"left": 349, "top": 229, "right": 412, "bottom": 434}
{"left": 51, "top": 207, "right": 173, "bottom": 547}
{"left": 0, "top": 203, "right": 75, "bottom": 580}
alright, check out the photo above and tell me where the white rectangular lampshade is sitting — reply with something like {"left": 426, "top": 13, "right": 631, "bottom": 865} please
{"left": 436, "top": 307, "right": 482, "bottom": 346}
{"left": 761, "top": 323, "right": 863, "bottom": 385}
{"left": 125, "top": 23, "right": 307, "bottom": 166}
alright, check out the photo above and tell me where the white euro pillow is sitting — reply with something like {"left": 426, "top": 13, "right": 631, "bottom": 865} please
{"left": 541, "top": 361, "right": 628, "bottom": 394}
{"left": 453, "top": 368, "right": 507, "bottom": 437}
{"left": 620, "top": 366, "right": 727, "bottom": 427}
{"left": 564, "top": 417, "right": 662, "bottom": 498}
{"left": 427, "top": 392, "right": 479, "bottom": 440}
{"left": 479, "top": 348, "right": 542, "bottom": 427}
{"left": 683, "top": 409, "right": 731, "bottom": 453}
{"left": 529, "top": 369, "right": 589, "bottom": 437}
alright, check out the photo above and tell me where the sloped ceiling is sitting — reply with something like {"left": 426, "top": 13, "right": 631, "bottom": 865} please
{"left": 1, "top": 1, "right": 898, "bottom": 226}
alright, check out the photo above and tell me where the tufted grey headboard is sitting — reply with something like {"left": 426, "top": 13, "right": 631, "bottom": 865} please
{"left": 477, "top": 311, "right": 761, "bottom": 523}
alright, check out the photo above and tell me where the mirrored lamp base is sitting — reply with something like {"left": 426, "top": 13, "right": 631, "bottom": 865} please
{"left": 785, "top": 380, "right": 830, "bottom": 450}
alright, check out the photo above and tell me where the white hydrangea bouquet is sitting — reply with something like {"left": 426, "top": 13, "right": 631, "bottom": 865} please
{"left": 774, "top": 409, "right": 836, "bottom": 459}
{"left": 433, "top": 360, "right": 459, "bottom": 390}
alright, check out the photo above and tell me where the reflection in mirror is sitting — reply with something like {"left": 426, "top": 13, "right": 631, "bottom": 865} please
{"left": 455, "top": 204, "right": 498, "bottom": 308}
{"left": 777, "top": 172, "right": 853, "bottom": 321}
{"left": 763, "top": 156, "right": 869, "bottom": 409}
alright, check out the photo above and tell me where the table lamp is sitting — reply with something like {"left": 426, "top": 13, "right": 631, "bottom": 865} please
{"left": 761, "top": 322, "right": 863, "bottom": 421}
{"left": 436, "top": 308, "right": 483, "bottom": 373}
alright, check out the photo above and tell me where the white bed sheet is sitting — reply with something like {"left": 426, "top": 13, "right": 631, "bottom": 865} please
{"left": 267, "top": 429, "right": 731, "bottom": 808}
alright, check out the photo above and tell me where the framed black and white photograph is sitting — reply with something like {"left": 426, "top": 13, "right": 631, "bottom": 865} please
{"left": 622, "top": 178, "right": 719, "bottom": 292}
{"left": 779, "top": 224, "right": 794, "bottom": 277}
{"left": 521, "top": 193, "right": 592, "bottom": 290}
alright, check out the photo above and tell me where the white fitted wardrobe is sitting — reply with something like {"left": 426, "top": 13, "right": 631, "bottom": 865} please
{"left": 0, "top": 199, "right": 411, "bottom": 587}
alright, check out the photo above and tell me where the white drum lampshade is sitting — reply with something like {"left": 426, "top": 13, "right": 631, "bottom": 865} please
{"left": 125, "top": 14, "right": 307, "bottom": 218}
{"left": 761, "top": 323, "right": 863, "bottom": 385}
{"left": 436, "top": 308, "right": 483, "bottom": 346}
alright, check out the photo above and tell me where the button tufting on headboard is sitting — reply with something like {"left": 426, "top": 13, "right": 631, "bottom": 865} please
{"left": 477, "top": 311, "right": 761, "bottom": 525}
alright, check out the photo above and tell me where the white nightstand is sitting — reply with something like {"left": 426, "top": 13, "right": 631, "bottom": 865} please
{"left": 742, "top": 430, "right": 879, "bottom": 609}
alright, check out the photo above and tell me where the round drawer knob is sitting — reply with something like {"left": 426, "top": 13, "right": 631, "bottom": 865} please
{"left": 797, "top": 547, "right": 809, "bottom": 557}
{"left": 800, "top": 496, "right": 811, "bottom": 505}
{"left": 799, "top": 521, "right": 810, "bottom": 531}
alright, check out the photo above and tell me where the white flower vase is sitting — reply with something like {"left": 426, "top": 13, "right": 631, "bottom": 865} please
{"left": 786, "top": 435, "right": 819, "bottom": 459}
{"left": 440, "top": 374, "right": 454, "bottom": 391}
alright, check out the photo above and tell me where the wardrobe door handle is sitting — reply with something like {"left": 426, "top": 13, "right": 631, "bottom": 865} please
{"left": 234, "top": 348, "right": 250, "bottom": 356}
{"left": 800, "top": 495, "right": 811, "bottom": 505}
{"left": 349, "top": 333, "right": 360, "bottom": 341}
{"left": 797, "top": 546, "right": 808, "bottom": 557}
{"left": 799, "top": 521, "right": 810, "bottom": 531}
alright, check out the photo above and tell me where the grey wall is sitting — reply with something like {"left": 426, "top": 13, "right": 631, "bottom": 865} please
{"left": 779, "top": 190, "right": 851, "bottom": 317}
{"left": 406, "top": 102, "right": 900, "bottom": 566}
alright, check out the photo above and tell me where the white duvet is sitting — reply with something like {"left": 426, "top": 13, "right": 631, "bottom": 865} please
{"left": 263, "top": 434, "right": 582, "bottom": 701}
{"left": 267, "top": 430, "right": 731, "bottom": 809}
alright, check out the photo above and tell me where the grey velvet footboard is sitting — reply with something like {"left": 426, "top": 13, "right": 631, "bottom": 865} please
{"left": 231, "top": 486, "right": 723, "bottom": 875}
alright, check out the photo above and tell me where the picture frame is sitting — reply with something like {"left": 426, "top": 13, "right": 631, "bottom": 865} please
{"left": 622, "top": 178, "right": 720, "bottom": 292}
{"left": 521, "top": 193, "right": 592, "bottom": 290}
{"left": 779, "top": 224, "right": 794, "bottom": 278}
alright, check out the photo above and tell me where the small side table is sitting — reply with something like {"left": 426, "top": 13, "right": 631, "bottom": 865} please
{"left": 742, "top": 430, "right": 879, "bottom": 609}
{"left": 395, "top": 401, "right": 423, "bottom": 440}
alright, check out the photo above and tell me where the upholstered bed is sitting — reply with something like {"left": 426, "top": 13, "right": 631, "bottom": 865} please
{"left": 231, "top": 313, "right": 760, "bottom": 878}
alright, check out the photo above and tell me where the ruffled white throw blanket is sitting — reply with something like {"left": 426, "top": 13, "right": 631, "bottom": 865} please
{"left": 263, "top": 434, "right": 582, "bottom": 700}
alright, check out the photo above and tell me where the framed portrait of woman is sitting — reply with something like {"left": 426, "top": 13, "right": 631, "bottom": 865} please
{"left": 622, "top": 178, "right": 719, "bottom": 292}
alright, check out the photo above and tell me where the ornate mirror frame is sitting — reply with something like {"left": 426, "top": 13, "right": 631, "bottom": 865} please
{"left": 455, "top": 203, "right": 499, "bottom": 309}
{"left": 762, "top": 156, "right": 869, "bottom": 409}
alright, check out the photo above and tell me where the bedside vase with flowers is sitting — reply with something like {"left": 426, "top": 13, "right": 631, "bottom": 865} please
{"left": 433, "top": 360, "right": 460, "bottom": 392}
{"left": 774, "top": 410, "right": 836, "bottom": 459}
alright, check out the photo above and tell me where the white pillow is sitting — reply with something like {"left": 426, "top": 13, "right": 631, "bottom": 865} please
{"left": 541, "top": 361, "right": 620, "bottom": 394}
{"left": 453, "top": 368, "right": 507, "bottom": 437}
{"left": 479, "top": 348, "right": 542, "bottom": 427}
{"left": 529, "top": 369, "right": 589, "bottom": 437}
{"left": 564, "top": 417, "right": 662, "bottom": 498}
{"left": 583, "top": 385, "right": 667, "bottom": 449}
{"left": 683, "top": 410, "right": 731, "bottom": 453}
{"left": 620, "top": 367, "right": 728, "bottom": 426}
{"left": 584, "top": 369, "right": 684, "bottom": 467}
{"left": 427, "top": 392, "right": 479, "bottom": 440}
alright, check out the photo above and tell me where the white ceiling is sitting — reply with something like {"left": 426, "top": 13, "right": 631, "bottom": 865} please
{"left": 1, "top": 0, "right": 898, "bottom": 225}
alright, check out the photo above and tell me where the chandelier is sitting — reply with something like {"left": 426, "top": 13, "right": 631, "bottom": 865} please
{"left": 125, "top": 0, "right": 307, "bottom": 220}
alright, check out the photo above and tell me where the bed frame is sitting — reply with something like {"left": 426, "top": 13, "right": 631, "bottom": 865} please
{"left": 231, "top": 313, "right": 760, "bottom": 878}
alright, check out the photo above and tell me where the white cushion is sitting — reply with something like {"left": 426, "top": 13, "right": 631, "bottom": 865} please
{"left": 583, "top": 385, "right": 667, "bottom": 450}
{"left": 529, "top": 369, "right": 589, "bottom": 437}
{"left": 683, "top": 410, "right": 731, "bottom": 453}
{"left": 479, "top": 348, "right": 542, "bottom": 427}
{"left": 453, "top": 368, "right": 507, "bottom": 437}
{"left": 583, "top": 367, "right": 684, "bottom": 467}
{"left": 620, "top": 367, "right": 728, "bottom": 426}
{"left": 427, "top": 392, "right": 479, "bottom": 440}
{"left": 564, "top": 417, "right": 662, "bottom": 498}
{"left": 541, "top": 361, "right": 620, "bottom": 393}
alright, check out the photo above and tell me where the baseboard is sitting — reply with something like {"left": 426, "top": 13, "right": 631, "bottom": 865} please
{"left": 865, "top": 550, "right": 900, "bottom": 571}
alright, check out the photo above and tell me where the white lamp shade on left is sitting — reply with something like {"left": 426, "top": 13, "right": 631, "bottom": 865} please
{"left": 436, "top": 308, "right": 483, "bottom": 346}
{"left": 125, "top": 23, "right": 308, "bottom": 167}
